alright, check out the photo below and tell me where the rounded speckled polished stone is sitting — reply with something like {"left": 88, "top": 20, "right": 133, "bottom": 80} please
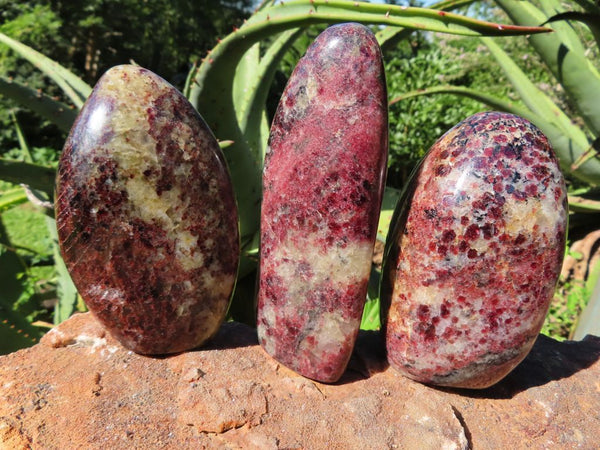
{"left": 381, "top": 111, "right": 568, "bottom": 389}
{"left": 56, "top": 65, "right": 239, "bottom": 355}
{"left": 257, "top": 23, "right": 388, "bottom": 383}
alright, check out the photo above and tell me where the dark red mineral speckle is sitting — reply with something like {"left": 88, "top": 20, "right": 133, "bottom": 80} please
{"left": 257, "top": 23, "right": 388, "bottom": 383}
{"left": 56, "top": 65, "right": 239, "bottom": 355}
{"left": 382, "top": 111, "right": 567, "bottom": 388}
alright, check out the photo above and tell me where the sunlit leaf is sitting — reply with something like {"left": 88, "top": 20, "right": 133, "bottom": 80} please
{"left": 0, "top": 77, "right": 77, "bottom": 133}
{"left": 0, "top": 32, "right": 91, "bottom": 108}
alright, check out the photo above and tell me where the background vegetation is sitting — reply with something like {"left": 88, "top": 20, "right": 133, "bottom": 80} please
{"left": 1, "top": 0, "right": 598, "bottom": 354}
{"left": 0, "top": 0, "right": 254, "bottom": 351}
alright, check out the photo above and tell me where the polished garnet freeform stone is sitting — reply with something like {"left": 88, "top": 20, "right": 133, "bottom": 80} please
{"left": 257, "top": 23, "right": 388, "bottom": 383}
{"left": 55, "top": 65, "right": 239, "bottom": 355}
{"left": 381, "top": 111, "right": 568, "bottom": 388}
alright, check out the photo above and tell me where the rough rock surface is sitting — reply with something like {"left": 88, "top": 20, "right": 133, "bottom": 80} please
{"left": 1, "top": 312, "right": 599, "bottom": 449}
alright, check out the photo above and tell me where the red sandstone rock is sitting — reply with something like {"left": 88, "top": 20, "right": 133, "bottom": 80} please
{"left": 55, "top": 65, "right": 239, "bottom": 355}
{"left": 382, "top": 112, "right": 568, "bottom": 389}
{"left": 257, "top": 23, "right": 388, "bottom": 383}
{"left": 0, "top": 313, "right": 598, "bottom": 449}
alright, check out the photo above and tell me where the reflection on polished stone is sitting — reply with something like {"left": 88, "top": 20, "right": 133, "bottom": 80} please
{"left": 382, "top": 111, "right": 568, "bottom": 388}
{"left": 257, "top": 24, "right": 388, "bottom": 383}
{"left": 56, "top": 65, "right": 239, "bottom": 355}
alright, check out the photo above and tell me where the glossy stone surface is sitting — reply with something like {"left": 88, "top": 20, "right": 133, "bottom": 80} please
{"left": 55, "top": 65, "right": 239, "bottom": 355}
{"left": 382, "top": 111, "right": 567, "bottom": 388}
{"left": 257, "top": 23, "right": 388, "bottom": 383}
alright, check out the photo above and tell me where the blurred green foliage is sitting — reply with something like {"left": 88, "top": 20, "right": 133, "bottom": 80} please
{"left": 385, "top": 38, "right": 487, "bottom": 187}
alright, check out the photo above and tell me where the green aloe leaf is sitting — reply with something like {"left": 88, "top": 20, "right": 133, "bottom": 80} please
{"left": 426, "top": 0, "right": 478, "bottom": 9}
{"left": 495, "top": 0, "right": 600, "bottom": 138}
{"left": 45, "top": 216, "right": 79, "bottom": 324}
{"left": 378, "top": 186, "right": 401, "bottom": 242}
{"left": 377, "top": 0, "right": 477, "bottom": 50}
{"left": 233, "top": 42, "right": 260, "bottom": 125}
{"left": 0, "top": 159, "right": 55, "bottom": 194}
{"left": 389, "top": 85, "right": 600, "bottom": 185}
{"left": 11, "top": 111, "right": 33, "bottom": 163}
{"left": 376, "top": 24, "right": 414, "bottom": 51}
{"left": 0, "top": 219, "right": 45, "bottom": 354}
{"left": 240, "top": 1, "right": 550, "bottom": 36}
{"left": 0, "top": 32, "right": 91, "bottom": 108}
{"left": 537, "top": 0, "right": 589, "bottom": 57}
{"left": 0, "top": 188, "right": 28, "bottom": 213}
{"left": 572, "top": 258, "right": 600, "bottom": 340}
{"left": 362, "top": 265, "right": 382, "bottom": 331}
{"left": 480, "top": 37, "right": 586, "bottom": 144}
{"left": 0, "top": 77, "right": 78, "bottom": 133}
{"left": 182, "top": 61, "right": 198, "bottom": 101}
{"left": 238, "top": 28, "right": 304, "bottom": 163}
{"left": 568, "top": 194, "right": 600, "bottom": 213}
{"left": 573, "top": 0, "right": 600, "bottom": 14}
{"left": 256, "top": 0, "right": 277, "bottom": 11}
{"left": 543, "top": 11, "right": 600, "bottom": 47}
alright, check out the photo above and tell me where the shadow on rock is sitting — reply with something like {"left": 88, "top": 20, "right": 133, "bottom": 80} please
{"left": 337, "top": 330, "right": 389, "bottom": 385}
{"left": 201, "top": 321, "right": 259, "bottom": 351}
{"left": 444, "top": 333, "right": 600, "bottom": 400}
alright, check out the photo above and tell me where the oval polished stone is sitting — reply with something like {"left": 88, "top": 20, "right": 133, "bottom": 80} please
{"left": 257, "top": 23, "right": 388, "bottom": 383}
{"left": 56, "top": 65, "right": 239, "bottom": 355}
{"left": 381, "top": 111, "right": 567, "bottom": 388}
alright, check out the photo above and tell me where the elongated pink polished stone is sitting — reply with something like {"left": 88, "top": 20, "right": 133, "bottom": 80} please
{"left": 56, "top": 65, "right": 239, "bottom": 355}
{"left": 382, "top": 112, "right": 567, "bottom": 388}
{"left": 257, "top": 23, "right": 388, "bottom": 383}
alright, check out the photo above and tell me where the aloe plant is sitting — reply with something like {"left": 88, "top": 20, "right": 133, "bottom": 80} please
{"left": 499, "top": 0, "right": 600, "bottom": 135}
{"left": 0, "top": 0, "right": 551, "bottom": 348}
{"left": 391, "top": 0, "right": 600, "bottom": 188}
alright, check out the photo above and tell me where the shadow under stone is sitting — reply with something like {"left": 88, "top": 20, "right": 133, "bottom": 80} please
{"left": 202, "top": 321, "right": 260, "bottom": 350}
{"left": 337, "top": 329, "right": 389, "bottom": 385}
{"left": 440, "top": 333, "right": 600, "bottom": 400}
{"left": 171, "top": 321, "right": 600, "bottom": 395}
